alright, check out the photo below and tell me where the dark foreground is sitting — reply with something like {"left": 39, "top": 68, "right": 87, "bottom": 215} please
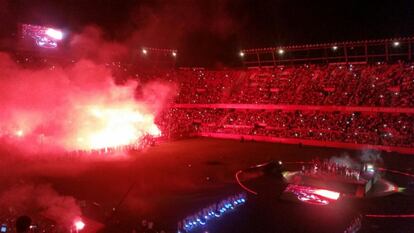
{"left": 1, "top": 138, "right": 414, "bottom": 233}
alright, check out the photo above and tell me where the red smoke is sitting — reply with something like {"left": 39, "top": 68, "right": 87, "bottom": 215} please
{"left": 0, "top": 24, "right": 177, "bottom": 229}
{"left": 0, "top": 184, "right": 81, "bottom": 230}
{"left": 70, "top": 26, "right": 129, "bottom": 62}
{"left": 0, "top": 51, "right": 173, "bottom": 152}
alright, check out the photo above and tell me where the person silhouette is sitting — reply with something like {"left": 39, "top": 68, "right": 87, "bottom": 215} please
{"left": 16, "top": 216, "right": 31, "bottom": 233}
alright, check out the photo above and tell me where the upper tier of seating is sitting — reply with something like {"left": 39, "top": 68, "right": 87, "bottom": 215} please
{"left": 150, "top": 63, "right": 414, "bottom": 107}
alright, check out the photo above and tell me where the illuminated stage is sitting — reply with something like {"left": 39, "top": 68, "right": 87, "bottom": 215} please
{"left": 281, "top": 173, "right": 399, "bottom": 205}
{"left": 236, "top": 160, "right": 399, "bottom": 204}
{"left": 235, "top": 157, "right": 413, "bottom": 232}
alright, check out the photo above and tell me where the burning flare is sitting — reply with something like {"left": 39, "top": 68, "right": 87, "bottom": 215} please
{"left": 73, "top": 103, "right": 161, "bottom": 150}
{"left": 0, "top": 55, "right": 168, "bottom": 153}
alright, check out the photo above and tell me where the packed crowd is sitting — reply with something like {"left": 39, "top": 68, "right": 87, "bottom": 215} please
{"left": 157, "top": 108, "right": 414, "bottom": 147}
{"left": 153, "top": 63, "right": 414, "bottom": 149}
{"left": 167, "top": 63, "right": 414, "bottom": 107}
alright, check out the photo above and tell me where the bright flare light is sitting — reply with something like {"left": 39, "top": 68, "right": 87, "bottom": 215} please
{"left": 74, "top": 104, "right": 161, "bottom": 150}
{"left": 45, "top": 28, "right": 63, "bottom": 40}
{"left": 172, "top": 51, "right": 177, "bottom": 57}
{"left": 74, "top": 220, "right": 85, "bottom": 231}
{"left": 16, "top": 130, "right": 24, "bottom": 137}
{"left": 278, "top": 49, "right": 285, "bottom": 55}
{"left": 393, "top": 41, "right": 400, "bottom": 47}
{"left": 239, "top": 51, "right": 245, "bottom": 57}
{"left": 332, "top": 45, "right": 338, "bottom": 51}
{"left": 142, "top": 49, "right": 148, "bottom": 55}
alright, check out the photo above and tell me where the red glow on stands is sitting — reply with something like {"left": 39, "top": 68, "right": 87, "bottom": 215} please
{"left": 167, "top": 63, "right": 414, "bottom": 154}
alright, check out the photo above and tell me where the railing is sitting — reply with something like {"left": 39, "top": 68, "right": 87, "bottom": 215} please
{"left": 241, "top": 37, "right": 414, "bottom": 67}
{"left": 171, "top": 103, "right": 414, "bottom": 114}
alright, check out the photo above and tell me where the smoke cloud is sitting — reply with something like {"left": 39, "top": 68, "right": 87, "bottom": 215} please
{"left": 70, "top": 26, "right": 129, "bottom": 63}
{"left": 0, "top": 24, "right": 178, "bottom": 231}
{"left": 0, "top": 28, "right": 176, "bottom": 153}
{"left": 329, "top": 149, "right": 384, "bottom": 168}
{"left": 0, "top": 184, "right": 81, "bottom": 229}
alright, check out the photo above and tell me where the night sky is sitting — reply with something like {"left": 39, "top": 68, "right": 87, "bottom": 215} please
{"left": 1, "top": 0, "right": 414, "bottom": 66}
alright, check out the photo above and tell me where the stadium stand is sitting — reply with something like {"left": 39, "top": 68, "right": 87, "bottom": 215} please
{"left": 154, "top": 63, "right": 414, "bottom": 153}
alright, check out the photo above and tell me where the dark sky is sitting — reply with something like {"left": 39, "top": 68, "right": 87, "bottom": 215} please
{"left": 1, "top": 0, "right": 414, "bottom": 66}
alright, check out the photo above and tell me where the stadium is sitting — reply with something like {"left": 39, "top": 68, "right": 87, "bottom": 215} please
{"left": 0, "top": 1, "right": 413, "bottom": 233}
